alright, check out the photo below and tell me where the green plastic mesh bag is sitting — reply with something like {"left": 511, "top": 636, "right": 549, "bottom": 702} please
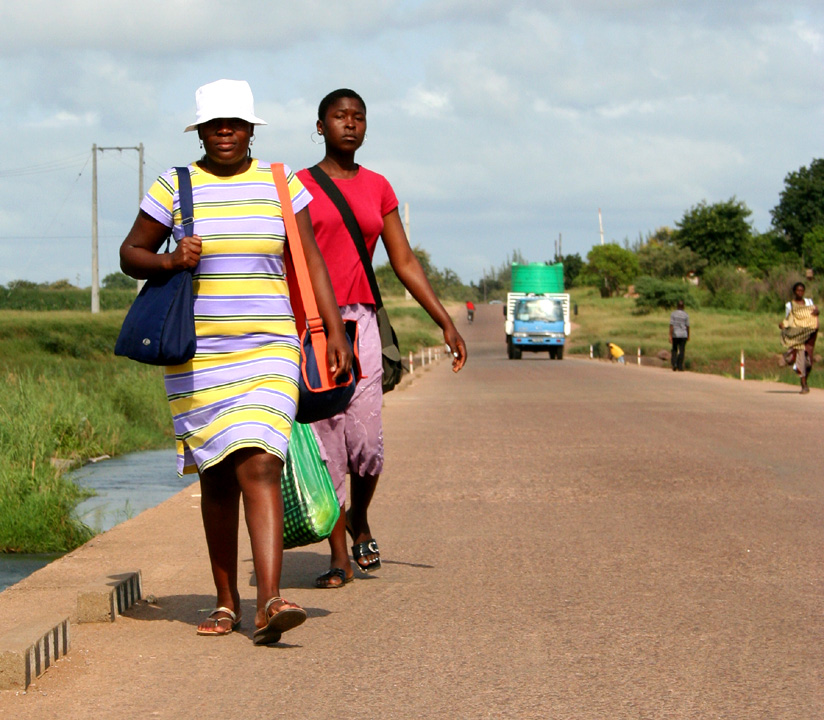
{"left": 281, "top": 422, "right": 340, "bottom": 549}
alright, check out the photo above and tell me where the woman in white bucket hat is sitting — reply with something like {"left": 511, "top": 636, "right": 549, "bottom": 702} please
{"left": 120, "top": 79, "right": 352, "bottom": 645}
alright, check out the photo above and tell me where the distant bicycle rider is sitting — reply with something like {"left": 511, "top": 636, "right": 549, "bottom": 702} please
{"left": 466, "top": 300, "right": 475, "bottom": 323}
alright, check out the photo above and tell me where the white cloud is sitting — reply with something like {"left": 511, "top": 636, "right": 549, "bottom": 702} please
{"left": 0, "top": 1, "right": 822, "bottom": 285}
{"left": 400, "top": 86, "right": 451, "bottom": 119}
{"left": 33, "top": 111, "right": 99, "bottom": 129}
{"left": 794, "top": 20, "right": 823, "bottom": 53}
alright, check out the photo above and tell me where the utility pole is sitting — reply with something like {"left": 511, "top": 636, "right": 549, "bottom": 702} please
{"left": 91, "top": 144, "right": 144, "bottom": 312}
{"left": 598, "top": 208, "right": 605, "bottom": 246}
{"left": 91, "top": 144, "right": 99, "bottom": 313}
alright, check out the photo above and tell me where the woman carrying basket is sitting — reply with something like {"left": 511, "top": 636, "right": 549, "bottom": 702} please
{"left": 779, "top": 282, "right": 819, "bottom": 394}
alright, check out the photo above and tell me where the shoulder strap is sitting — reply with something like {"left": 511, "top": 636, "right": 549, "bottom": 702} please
{"left": 175, "top": 167, "right": 195, "bottom": 238}
{"left": 272, "top": 163, "right": 335, "bottom": 385}
{"left": 307, "top": 164, "right": 385, "bottom": 311}
{"left": 271, "top": 164, "right": 320, "bottom": 323}
{"left": 162, "top": 167, "right": 195, "bottom": 256}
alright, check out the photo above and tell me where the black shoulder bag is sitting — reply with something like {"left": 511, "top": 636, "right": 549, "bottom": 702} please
{"left": 114, "top": 167, "right": 197, "bottom": 365}
{"left": 307, "top": 165, "right": 404, "bottom": 393}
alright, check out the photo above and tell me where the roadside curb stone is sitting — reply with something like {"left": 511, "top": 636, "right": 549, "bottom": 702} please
{"left": 76, "top": 571, "right": 142, "bottom": 623}
{"left": 0, "top": 615, "right": 70, "bottom": 691}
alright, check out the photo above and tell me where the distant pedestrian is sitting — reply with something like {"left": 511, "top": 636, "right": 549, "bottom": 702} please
{"left": 779, "top": 282, "right": 818, "bottom": 394}
{"left": 607, "top": 342, "right": 625, "bottom": 364}
{"left": 466, "top": 300, "right": 475, "bottom": 323}
{"left": 669, "top": 300, "right": 690, "bottom": 371}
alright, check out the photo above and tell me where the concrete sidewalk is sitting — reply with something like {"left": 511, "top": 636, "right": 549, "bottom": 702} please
{"left": 1, "top": 306, "right": 822, "bottom": 718}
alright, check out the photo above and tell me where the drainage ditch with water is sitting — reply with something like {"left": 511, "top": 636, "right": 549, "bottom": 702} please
{"left": 0, "top": 448, "right": 190, "bottom": 592}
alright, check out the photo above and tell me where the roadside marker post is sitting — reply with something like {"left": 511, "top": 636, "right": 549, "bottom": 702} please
{"left": 740, "top": 350, "right": 745, "bottom": 380}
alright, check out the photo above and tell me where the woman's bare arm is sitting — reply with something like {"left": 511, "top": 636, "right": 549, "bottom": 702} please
{"left": 119, "top": 210, "right": 202, "bottom": 279}
{"left": 381, "top": 208, "right": 466, "bottom": 372}
{"left": 296, "top": 207, "right": 353, "bottom": 380}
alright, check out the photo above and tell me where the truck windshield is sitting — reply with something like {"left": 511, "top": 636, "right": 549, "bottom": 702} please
{"left": 515, "top": 298, "right": 564, "bottom": 322}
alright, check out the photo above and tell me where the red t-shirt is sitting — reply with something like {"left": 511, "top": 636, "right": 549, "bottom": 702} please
{"left": 297, "top": 166, "right": 398, "bottom": 306}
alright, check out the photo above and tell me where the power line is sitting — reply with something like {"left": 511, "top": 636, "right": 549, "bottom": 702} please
{"left": 0, "top": 234, "right": 125, "bottom": 240}
{"left": 0, "top": 152, "right": 90, "bottom": 178}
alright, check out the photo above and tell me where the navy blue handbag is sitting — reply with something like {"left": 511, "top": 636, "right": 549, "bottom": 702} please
{"left": 114, "top": 168, "right": 197, "bottom": 366}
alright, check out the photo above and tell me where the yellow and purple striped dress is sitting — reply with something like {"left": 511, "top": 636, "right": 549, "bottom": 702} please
{"left": 140, "top": 160, "right": 311, "bottom": 475}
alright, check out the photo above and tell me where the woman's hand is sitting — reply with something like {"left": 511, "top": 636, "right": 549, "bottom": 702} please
{"left": 120, "top": 210, "right": 201, "bottom": 278}
{"left": 443, "top": 324, "right": 467, "bottom": 372}
{"left": 325, "top": 328, "right": 354, "bottom": 383}
{"left": 170, "top": 234, "right": 202, "bottom": 270}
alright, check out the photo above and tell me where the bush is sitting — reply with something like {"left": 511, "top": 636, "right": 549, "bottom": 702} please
{"left": 698, "top": 265, "right": 816, "bottom": 313}
{"left": 634, "top": 276, "right": 696, "bottom": 313}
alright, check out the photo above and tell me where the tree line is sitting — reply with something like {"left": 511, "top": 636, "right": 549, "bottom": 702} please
{"left": 4, "top": 158, "right": 821, "bottom": 313}
{"left": 548, "top": 158, "right": 823, "bottom": 313}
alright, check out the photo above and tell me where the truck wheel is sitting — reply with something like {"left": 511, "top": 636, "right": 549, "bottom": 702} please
{"left": 512, "top": 346, "right": 522, "bottom": 360}
{"left": 548, "top": 346, "right": 557, "bottom": 360}
{"left": 506, "top": 337, "right": 514, "bottom": 359}
{"left": 556, "top": 346, "right": 564, "bottom": 360}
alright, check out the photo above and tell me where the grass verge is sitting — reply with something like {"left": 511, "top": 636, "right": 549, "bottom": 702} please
{"left": 567, "top": 287, "right": 817, "bottom": 388}
{"left": 0, "top": 311, "right": 171, "bottom": 552}
{"left": 0, "top": 302, "right": 456, "bottom": 553}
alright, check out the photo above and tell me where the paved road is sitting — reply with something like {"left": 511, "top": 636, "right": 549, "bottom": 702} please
{"left": 1, "top": 304, "right": 822, "bottom": 718}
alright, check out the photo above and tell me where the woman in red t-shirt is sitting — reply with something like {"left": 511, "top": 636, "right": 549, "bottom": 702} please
{"left": 297, "top": 89, "right": 467, "bottom": 588}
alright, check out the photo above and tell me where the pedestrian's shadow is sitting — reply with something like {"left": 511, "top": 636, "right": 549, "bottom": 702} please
{"left": 124, "top": 549, "right": 339, "bottom": 646}
{"left": 125, "top": 593, "right": 328, "bottom": 647}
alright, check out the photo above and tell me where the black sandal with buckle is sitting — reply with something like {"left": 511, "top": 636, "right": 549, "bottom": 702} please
{"left": 352, "top": 539, "right": 381, "bottom": 573}
{"left": 315, "top": 567, "right": 354, "bottom": 589}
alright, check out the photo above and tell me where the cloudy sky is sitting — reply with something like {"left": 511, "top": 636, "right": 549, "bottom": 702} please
{"left": 1, "top": 0, "right": 821, "bottom": 288}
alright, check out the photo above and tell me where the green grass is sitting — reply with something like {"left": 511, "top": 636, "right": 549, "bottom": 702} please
{"left": 0, "top": 301, "right": 454, "bottom": 553}
{"left": 0, "top": 310, "right": 172, "bottom": 552}
{"left": 567, "top": 287, "right": 814, "bottom": 387}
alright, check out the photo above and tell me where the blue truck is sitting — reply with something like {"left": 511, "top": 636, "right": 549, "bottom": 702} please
{"left": 504, "top": 292, "right": 571, "bottom": 360}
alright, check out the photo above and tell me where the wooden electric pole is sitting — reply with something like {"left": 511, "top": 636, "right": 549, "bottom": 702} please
{"left": 91, "top": 144, "right": 99, "bottom": 313}
{"left": 91, "top": 144, "right": 145, "bottom": 312}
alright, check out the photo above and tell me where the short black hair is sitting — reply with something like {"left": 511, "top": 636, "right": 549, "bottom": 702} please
{"left": 793, "top": 281, "right": 806, "bottom": 293}
{"left": 318, "top": 89, "right": 366, "bottom": 123}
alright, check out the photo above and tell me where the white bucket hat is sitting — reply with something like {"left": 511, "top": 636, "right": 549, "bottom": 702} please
{"left": 184, "top": 79, "right": 267, "bottom": 133}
